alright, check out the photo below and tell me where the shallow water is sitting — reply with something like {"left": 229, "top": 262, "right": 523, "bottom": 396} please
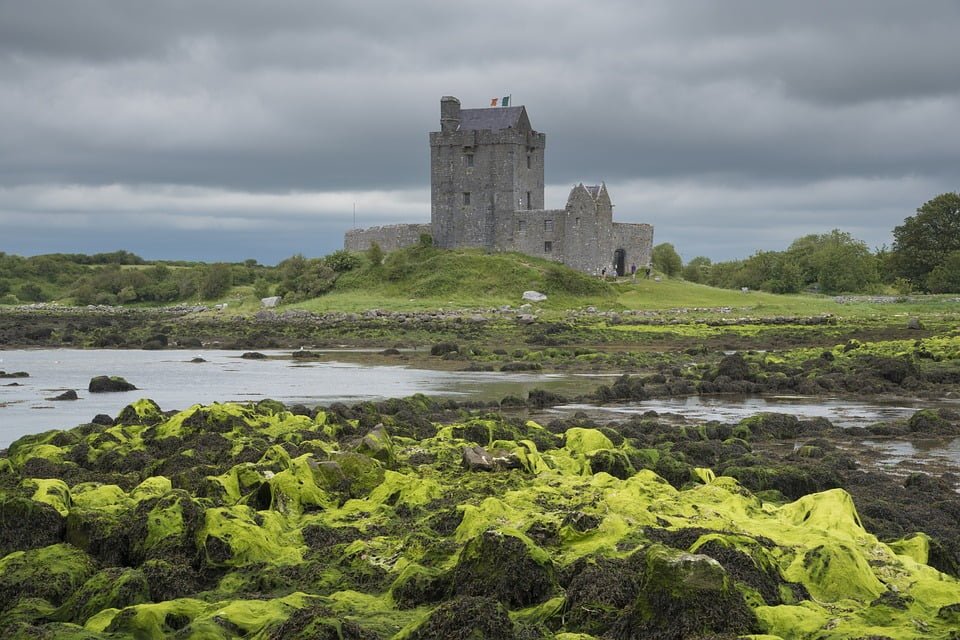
{"left": 2, "top": 349, "right": 960, "bottom": 470}
{"left": 0, "top": 349, "right": 595, "bottom": 447}
{"left": 550, "top": 395, "right": 937, "bottom": 429}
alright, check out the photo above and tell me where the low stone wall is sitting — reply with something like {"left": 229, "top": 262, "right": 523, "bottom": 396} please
{"left": 344, "top": 223, "right": 431, "bottom": 252}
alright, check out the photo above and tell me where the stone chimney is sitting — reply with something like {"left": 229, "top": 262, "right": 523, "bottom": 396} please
{"left": 440, "top": 96, "right": 461, "bottom": 133}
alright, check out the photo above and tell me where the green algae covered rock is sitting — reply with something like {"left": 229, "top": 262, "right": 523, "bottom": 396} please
{"left": 0, "top": 398, "right": 959, "bottom": 639}
{"left": 88, "top": 375, "right": 137, "bottom": 393}
{"left": 263, "top": 602, "right": 382, "bottom": 639}
{"left": 607, "top": 544, "right": 759, "bottom": 639}
{"left": 450, "top": 529, "right": 557, "bottom": 608}
{"left": 0, "top": 495, "right": 66, "bottom": 555}
{"left": 0, "top": 543, "right": 97, "bottom": 613}
{"left": 356, "top": 424, "right": 397, "bottom": 466}
{"left": 54, "top": 567, "right": 150, "bottom": 624}
{"left": 401, "top": 595, "right": 519, "bottom": 640}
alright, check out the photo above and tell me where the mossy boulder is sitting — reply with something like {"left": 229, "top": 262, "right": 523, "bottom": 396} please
{"left": 53, "top": 567, "right": 150, "bottom": 624}
{"left": 65, "top": 507, "right": 132, "bottom": 567}
{"left": 607, "top": 544, "right": 759, "bottom": 640}
{"left": 0, "top": 543, "right": 97, "bottom": 612}
{"left": 265, "top": 602, "right": 381, "bottom": 639}
{"left": 88, "top": 375, "right": 137, "bottom": 393}
{"left": 561, "top": 554, "right": 644, "bottom": 635}
{"left": 0, "top": 496, "right": 66, "bottom": 556}
{"left": 907, "top": 408, "right": 959, "bottom": 435}
{"left": 403, "top": 595, "right": 518, "bottom": 640}
{"left": 115, "top": 398, "right": 163, "bottom": 426}
{"left": 450, "top": 530, "right": 557, "bottom": 608}
{"left": 356, "top": 424, "right": 396, "bottom": 466}
{"left": 199, "top": 505, "right": 302, "bottom": 568}
{"left": 316, "top": 452, "right": 385, "bottom": 499}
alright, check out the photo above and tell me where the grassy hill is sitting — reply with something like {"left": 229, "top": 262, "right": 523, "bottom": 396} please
{"left": 297, "top": 245, "right": 614, "bottom": 312}
{"left": 278, "top": 245, "right": 853, "bottom": 317}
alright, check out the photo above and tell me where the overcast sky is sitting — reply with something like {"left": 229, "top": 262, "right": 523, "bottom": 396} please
{"left": 1, "top": 1, "right": 958, "bottom": 265}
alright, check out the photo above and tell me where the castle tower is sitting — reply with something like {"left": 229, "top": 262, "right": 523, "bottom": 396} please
{"left": 429, "top": 96, "right": 546, "bottom": 249}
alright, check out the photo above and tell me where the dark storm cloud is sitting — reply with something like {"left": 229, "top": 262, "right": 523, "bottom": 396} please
{"left": 0, "top": 0, "right": 957, "bottom": 262}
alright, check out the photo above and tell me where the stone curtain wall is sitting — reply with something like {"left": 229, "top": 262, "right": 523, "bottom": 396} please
{"left": 344, "top": 224, "right": 431, "bottom": 252}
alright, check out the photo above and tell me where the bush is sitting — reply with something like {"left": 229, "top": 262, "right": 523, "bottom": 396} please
{"left": 366, "top": 242, "right": 384, "bottom": 267}
{"left": 325, "top": 250, "right": 361, "bottom": 273}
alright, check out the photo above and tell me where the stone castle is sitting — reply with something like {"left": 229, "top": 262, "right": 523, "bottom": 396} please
{"left": 344, "top": 96, "right": 653, "bottom": 276}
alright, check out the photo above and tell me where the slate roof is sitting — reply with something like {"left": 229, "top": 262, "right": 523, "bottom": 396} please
{"left": 458, "top": 106, "right": 526, "bottom": 132}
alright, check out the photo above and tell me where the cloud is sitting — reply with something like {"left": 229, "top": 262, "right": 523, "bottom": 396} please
{"left": 0, "top": 0, "right": 957, "bottom": 264}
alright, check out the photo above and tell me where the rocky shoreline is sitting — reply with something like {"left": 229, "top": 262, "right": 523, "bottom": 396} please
{"left": 3, "top": 306, "right": 960, "bottom": 638}
{"left": 1, "top": 391, "right": 959, "bottom": 638}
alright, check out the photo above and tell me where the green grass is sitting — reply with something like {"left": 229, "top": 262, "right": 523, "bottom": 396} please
{"left": 274, "top": 246, "right": 960, "bottom": 320}
{"left": 289, "top": 246, "right": 617, "bottom": 313}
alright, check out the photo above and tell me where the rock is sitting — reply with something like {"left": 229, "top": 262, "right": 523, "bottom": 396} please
{"left": 189, "top": 357, "right": 206, "bottom": 363}
{"left": 356, "top": 424, "right": 396, "bottom": 465}
{"left": 87, "top": 376, "right": 137, "bottom": 393}
{"left": 406, "top": 596, "right": 518, "bottom": 640}
{"left": 516, "top": 314, "right": 537, "bottom": 325}
{"left": 450, "top": 530, "right": 557, "bottom": 607}
{"left": 463, "top": 445, "right": 496, "bottom": 472}
{"left": 48, "top": 390, "right": 79, "bottom": 401}
{"left": 0, "top": 543, "right": 97, "bottom": 611}
{"left": 0, "top": 497, "right": 66, "bottom": 557}
{"left": 90, "top": 414, "right": 114, "bottom": 426}
{"left": 608, "top": 545, "right": 759, "bottom": 639}
{"left": 430, "top": 342, "right": 459, "bottom": 356}
{"left": 716, "top": 352, "right": 751, "bottom": 381}
{"left": 240, "top": 351, "right": 267, "bottom": 359}
{"left": 0, "top": 371, "right": 29, "bottom": 378}
{"left": 56, "top": 567, "right": 149, "bottom": 625}
{"left": 260, "top": 296, "right": 281, "bottom": 308}
{"left": 522, "top": 290, "right": 547, "bottom": 302}
{"left": 907, "top": 316, "right": 923, "bottom": 330}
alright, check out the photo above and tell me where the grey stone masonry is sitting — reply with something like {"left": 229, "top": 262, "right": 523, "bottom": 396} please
{"left": 344, "top": 223, "right": 431, "bottom": 253}
{"left": 344, "top": 96, "right": 653, "bottom": 275}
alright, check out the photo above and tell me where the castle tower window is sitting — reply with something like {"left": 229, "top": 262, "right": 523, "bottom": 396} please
{"left": 527, "top": 154, "right": 532, "bottom": 169}
{"left": 526, "top": 191, "right": 532, "bottom": 210}
{"left": 463, "top": 192, "right": 471, "bottom": 206}
{"left": 544, "top": 219, "right": 554, "bottom": 233}
{"left": 465, "top": 153, "right": 474, "bottom": 167}
{"left": 517, "top": 219, "right": 527, "bottom": 232}
{"left": 544, "top": 241, "right": 553, "bottom": 252}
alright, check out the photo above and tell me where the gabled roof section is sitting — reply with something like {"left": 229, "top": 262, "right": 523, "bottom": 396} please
{"left": 458, "top": 106, "right": 531, "bottom": 132}
{"left": 584, "top": 183, "right": 610, "bottom": 205}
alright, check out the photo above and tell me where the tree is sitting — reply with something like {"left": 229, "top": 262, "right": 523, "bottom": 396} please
{"left": 926, "top": 250, "right": 960, "bottom": 293}
{"left": 651, "top": 243, "right": 682, "bottom": 277}
{"left": 803, "top": 230, "right": 879, "bottom": 294}
{"left": 681, "top": 256, "right": 711, "bottom": 283}
{"left": 892, "top": 192, "right": 960, "bottom": 287}
{"left": 200, "top": 263, "right": 233, "bottom": 299}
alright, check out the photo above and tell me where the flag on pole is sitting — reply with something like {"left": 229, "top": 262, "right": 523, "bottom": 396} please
{"left": 490, "top": 96, "right": 511, "bottom": 107}
{"left": 490, "top": 97, "right": 498, "bottom": 106}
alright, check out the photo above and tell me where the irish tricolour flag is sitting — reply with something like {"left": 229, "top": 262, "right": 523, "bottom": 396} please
{"left": 490, "top": 96, "right": 510, "bottom": 107}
